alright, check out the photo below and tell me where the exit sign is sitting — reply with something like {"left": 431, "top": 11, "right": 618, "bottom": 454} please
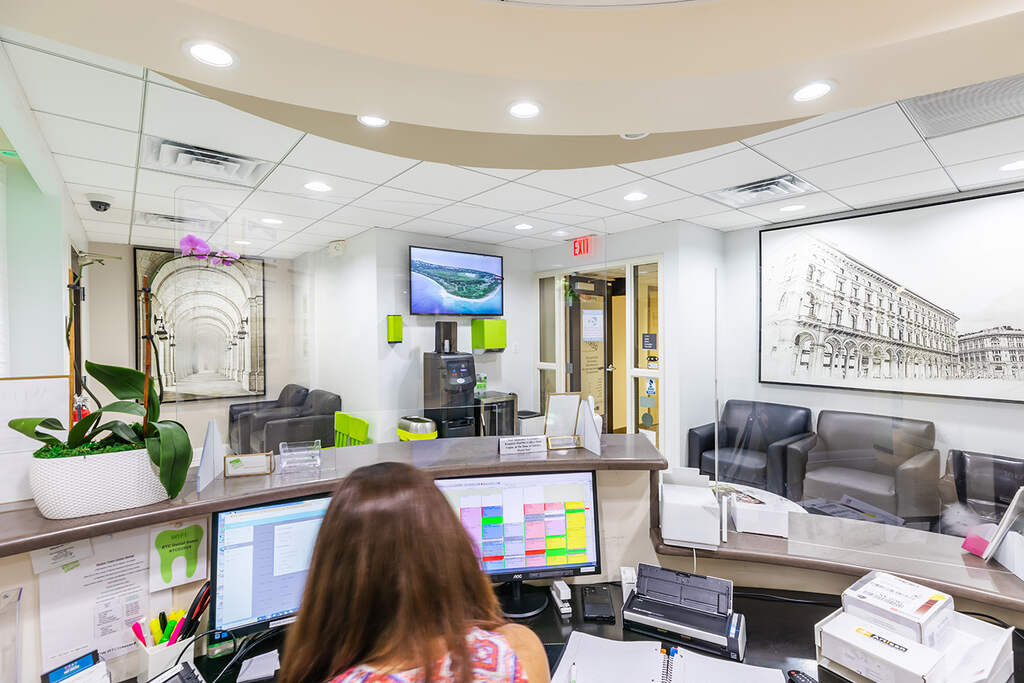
{"left": 572, "top": 236, "right": 591, "bottom": 256}
{"left": 569, "top": 234, "right": 602, "bottom": 258}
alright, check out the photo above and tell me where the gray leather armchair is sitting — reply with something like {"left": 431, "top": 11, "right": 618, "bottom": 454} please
{"left": 229, "top": 384, "right": 309, "bottom": 452}
{"left": 939, "top": 449, "right": 1024, "bottom": 525}
{"left": 251, "top": 389, "right": 342, "bottom": 453}
{"left": 787, "top": 410, "right": 940, "bottom": 519}
{"left": 687, "top": 400, "right": 812, "bottom": 497}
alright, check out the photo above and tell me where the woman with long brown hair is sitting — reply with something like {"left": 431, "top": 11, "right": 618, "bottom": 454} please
{"left": 278, "top": 462, "right": 550, "bottom": 683}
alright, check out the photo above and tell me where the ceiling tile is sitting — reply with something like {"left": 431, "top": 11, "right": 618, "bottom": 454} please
{"left": 259, "top": 165, "right": 375, "bottom": 203}
{"left": 133, "top": 192, "right": 234, "bottom": 222}
{"left": 325, "top": 204, "right": 411, "bottom": 228}
{"left": 578, "top": 213, "right": 658, "bottom": 233}
{"left": 739, "top": 192, "right": 851, "bottom": 222}
{"left": 502, "top": 236, "right": 561, "bottom": 250}
{"left": 35, "top": 112, "right": 139, "bottom": 166}
{"left": 620, "top": 142, "right": 744, "bottom": 177}
{"left": 4, "top": 44, "right": 142, "bottom": 130}
{"left": 425, "top": 203, "right": 513, "bottom": 227}
{"left": 928, "top": 115, "right": 1024, "bottom": 166}
{"left": 655, "top": 148, "right": 786, "bottom": 194}
{"left": 81, "top": 220, "right": 130, "bottom": 235}
{"left": 303, "top": 220, "right": 370, "bottom": 239}
{"left": 134, "top": 169, "right": 250, "bottom": 206}
{"left": 486, "top": 215, "right": 571, "bottom": 236}
{"left": 85, "top": 230, "right": 130, "bottom": 245}
{"left": 54, "top": 155, "right": 135, "bottom": 190}
{"left": 462, "top": 166, "right": 536, "bottom": 180}
{"left": 0, "top": 28, "right": 144, "bottom": 76}
{"left": 229, "top": 208, "right": 313, "bottom": 233}
{"left": 688, "top": 211, "right": 764, "bottom": 230}
{"left": 454, "top": 228, "right": 514, "bottom": 244}
{"left": 66, "top": 183, "right": 132, "bottom": 209}
{"left": 131, "top": 225, "right": 210, "bottom": 247}
{"left": 830, "top": 169, "right": 955, "bottom": 207}
{"left": 143, "top": 84, "right": 303, "bottom": 161}
{"left": 146, "top": 72, "right": 200, "bottom": 94}
{"left": 282, "top": 231, "right": 334, "bottom": 247}
{"left": 582, "top": 178, "right": 689, "bottom": 211}
{"left": 519, "top": 165, "right": 642, "bottom": 197}
{"left": 741, "top": 104, "right": 886, "bottom": 145}
{"left": 75, "top": 204, "right": 132, "bottom": 225}
{"left": 352, "top": 186, "right": 449, "bottom": 216}
{"left": 467, "top": 183, "right": 566, "bottom": 212}
{"left": 284, "top": 135, "right": 417, "bottom": 184}
{"left": 238, "top": 191, "right": 340, "bottom": 219}
{"left": 798, "top": 142, "right": 939, "bottom": 190}
{"left": 536, "top": 225, "right": 591, "bottom": 240}
{"left": 534, "top": 199, "right": 619, "bottom": 223}
{"left": 215, "top": 220, "right": 296, "bottom": 245}
{"left": 262, "top": 245, "right": 309, "bottom": 259}
{"left": 392, "top": 217, "right": 466, "bottom": 237}
{"left": 937, "top": 156, "right": 1023, "bottom": 191}
{"left": 753, "top": 104, "right": 920, "bottom": 170}
{"left": 386, "top": 162, "right": 505, "bottom": 200}
{"left": 210, "top": 228, "right": 278, "bottom": 254}
{"left": 632, "top": 195, "right": 727, "bottom": 221}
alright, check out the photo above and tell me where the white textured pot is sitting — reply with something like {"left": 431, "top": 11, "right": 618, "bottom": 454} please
{"left": 30, "top": 448, "right": 169, "bottom": 519}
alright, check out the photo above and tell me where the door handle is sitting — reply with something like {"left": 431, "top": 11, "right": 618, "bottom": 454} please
{"left": 605, "top": 365, "right": 616, "bottom": 372}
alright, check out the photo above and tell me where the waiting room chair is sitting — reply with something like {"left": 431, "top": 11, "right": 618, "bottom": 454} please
{"left": 335, "top": 412, "right": 370, "bottom": 447}
{"left": 938, "top": 449, "right": 1024, "bottom": 529}
{"left": 228, "top": 383, "right": 309, "bottom": 453}
{"left": 250, "top": 389, "right": 342, "bottom": 454}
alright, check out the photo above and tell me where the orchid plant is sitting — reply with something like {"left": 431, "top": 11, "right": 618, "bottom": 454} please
{"left": 180, "top": 234, "right": 239, "bottom": 265}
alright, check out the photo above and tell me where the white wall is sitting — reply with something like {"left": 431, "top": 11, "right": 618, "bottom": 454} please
{"left": 720, "top": 227, "right": 1024, "bottom": 462}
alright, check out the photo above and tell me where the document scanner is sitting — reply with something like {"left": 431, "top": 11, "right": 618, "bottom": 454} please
{"left": 622, "top": 563, "right": 747, "bottom": 661}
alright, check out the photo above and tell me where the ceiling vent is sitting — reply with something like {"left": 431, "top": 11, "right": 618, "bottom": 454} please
{"left": 135, "top": 211, "right": 221, "bottom": 233}
{"left": 707, "top": 174, "right": 817, "bottom": 208}
{"left": 139, "top": 136, "right": 272, "bottom": 186}
{"left": 900, "top": 74, "right": 1024, "bottom": 139}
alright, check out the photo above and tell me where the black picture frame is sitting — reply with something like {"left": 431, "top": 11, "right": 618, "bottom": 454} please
{"left": 408, "top": 245, "right": 504, "bottom": 317}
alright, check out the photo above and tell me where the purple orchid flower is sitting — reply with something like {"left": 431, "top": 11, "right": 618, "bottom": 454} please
{"left": 211, "top": 249, "right": 240, "bottom": 266}
{"left": 179, "top": 234, "right": 211, "bottom": 259}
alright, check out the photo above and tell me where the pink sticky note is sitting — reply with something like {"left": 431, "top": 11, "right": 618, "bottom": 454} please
{"left": 962, "top": 533, "right": 989, "bottom": 557}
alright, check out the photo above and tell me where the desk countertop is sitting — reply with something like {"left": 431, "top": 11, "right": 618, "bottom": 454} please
{"left": 0, "top": 434, "right": 666, "bottom": 557}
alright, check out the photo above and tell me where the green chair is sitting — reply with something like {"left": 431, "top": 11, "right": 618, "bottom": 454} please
{"left": 334, "top": 412, "right": 370, "bottom": 447}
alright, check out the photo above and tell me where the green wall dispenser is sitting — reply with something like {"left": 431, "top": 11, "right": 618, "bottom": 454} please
{"left": 471, "top": 318, "right": 506, "bottom": 353}
{"left": 387, "top": 315, "right": 403, "bottom": 343}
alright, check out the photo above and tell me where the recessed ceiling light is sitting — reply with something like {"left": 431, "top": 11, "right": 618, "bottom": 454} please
{"left": 508, "top": 101, "right": 541, "bottom": 119}
{"left": 999, "top": 159, "right": 1024, "bottom": 172}
{"left": 260, "top": 217, "right": 283, "bottom": 225}
{"left": 792, "top": 81, "right": 834, "bottom": 102}
{"left": 514, "top": 223, "right": 534, "bottom": 231}
{"left": 780, "top": 204, "right": 806, "bottom": 212}
{"left": 620, "top": 133, "right": 649, "bottom": 141}
{"left": 234, "top": 240, "right": 252, "bottom": 245}
{"left": 552, "top": 229, "right": 568, "bottom": 237}
{"left": 624, "top": 191, "right": 648, "bottom": 202}
{"left": 304, "top": 181, "right": 332, "bottom": 192}
{"left": 185, "top": 41, "right": 235, "bottom": 68}
{"left": 357, "top": 114, "right": 389, "bottom": 128}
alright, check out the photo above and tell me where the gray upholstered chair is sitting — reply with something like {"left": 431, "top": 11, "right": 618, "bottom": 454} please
{"left": 939, "top": 449, "right": 1024, "bottom": 525}
{"left": 251, "top": 389, "right": 342, "bottom": 453}
{"left": 228, "top": 384, "right": 309, "bottom": 453}
{"left": 787, "top": 410, "right": 940, "bottom": 519}
{"left": 687, "top": 400, "right": 812, "bottom": 497}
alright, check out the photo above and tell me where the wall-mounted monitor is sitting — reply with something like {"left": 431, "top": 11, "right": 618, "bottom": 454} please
{"left": 409, "top": 246, "right": 503, "bottom": 316}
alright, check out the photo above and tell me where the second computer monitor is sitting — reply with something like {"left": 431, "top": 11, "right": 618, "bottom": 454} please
{"left": 435, "top": 470, "right": 601, "bottom": 581}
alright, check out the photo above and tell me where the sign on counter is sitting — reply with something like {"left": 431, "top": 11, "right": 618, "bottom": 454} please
{"left": 498, "top": 436, "right": 548, "bottom": 455}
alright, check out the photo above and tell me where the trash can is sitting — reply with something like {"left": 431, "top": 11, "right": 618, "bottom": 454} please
{"left": 517, "top": 410, "right": 545, "bottom": 436}
{"left": 397, "top": 416, "right": 438, "bottom": 441}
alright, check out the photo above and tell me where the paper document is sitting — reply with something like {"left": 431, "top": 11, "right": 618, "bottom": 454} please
{"left": 676, "top": 649, "right": 785, "bottom": 683}
{"left": 551, "top": 632, "right": 661, "bottom": 683}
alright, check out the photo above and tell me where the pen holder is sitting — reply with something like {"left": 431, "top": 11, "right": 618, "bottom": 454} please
{"left": 137, "top": 639, "right": 194, "bottom": 681}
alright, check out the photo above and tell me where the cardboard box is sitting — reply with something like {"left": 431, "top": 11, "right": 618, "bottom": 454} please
{"left": 817, "top": 610, "right": 947, "bottom": 683}
{"left": 842, "top": 572, "right": 955, "bottom": 649}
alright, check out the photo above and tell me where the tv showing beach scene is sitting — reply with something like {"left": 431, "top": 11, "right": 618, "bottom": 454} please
{"left": 409, "top": 246, "right": 504, "bottom": 316}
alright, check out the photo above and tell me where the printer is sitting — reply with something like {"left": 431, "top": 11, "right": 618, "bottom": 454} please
{"left": 622, "top": 563, "right": 746, "bottom": 661}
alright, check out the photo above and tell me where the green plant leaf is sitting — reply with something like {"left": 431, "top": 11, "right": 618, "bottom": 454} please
{"left": 147, "top": 420, "right": 191, "bottom": 498}
{"left": 100, "top": 400, "right": 145, "bottom": 417}
{"left": 89, "top": 420, "right": 142, "bottom": 444}
{"left": 66, "top": 411, "right": 103, "bottom": 448}
{"left": 85, "top": 360, "right": 160, "bottom": 422}
{"left": 7, "top": 417, "right": 65, "bottom": 447}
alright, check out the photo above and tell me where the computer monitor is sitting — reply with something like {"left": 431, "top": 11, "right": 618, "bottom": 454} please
{"left": 435, "top": 470, "right": 601, "bottom": 617}
{"left": 208, "top": 493, "right": 331, "bottom": 644}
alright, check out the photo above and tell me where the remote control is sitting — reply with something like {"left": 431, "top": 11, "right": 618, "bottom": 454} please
{"left": 787, "top": 670, "right": 817, "bottom": 683}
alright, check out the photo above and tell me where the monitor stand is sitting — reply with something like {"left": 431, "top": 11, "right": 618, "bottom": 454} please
{"left": 496, "top": 580, "right": 549, "bottom": 619}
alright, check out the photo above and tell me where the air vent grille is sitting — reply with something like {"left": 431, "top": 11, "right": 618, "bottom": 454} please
{"left": 135, "top": 212, "right": 221, "bottom": 233}
{"left": 139, "top": 137, "right": 272, "bottom": 186}
{"left": 900, "top": 74, "right": 1024, "bottom": 139}
{"left": 707, "top": 174, "right": 817, "bottom": 208}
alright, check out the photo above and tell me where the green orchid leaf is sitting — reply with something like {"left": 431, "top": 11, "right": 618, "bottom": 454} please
{"left": 148, "top": 420, "right": 192, "bottom": 498}
{"left": 90, "top": 420, "right": 142, "bottom": 444}
{"left": 66, "top": 411, "right": 103, "bottom": 448}
{"left": 85, "top": 360, "right": 160, "bottom": 422}
{"left": 100, "top": 400, "right": 146, "bottom": 417}
{"left": 7, "top": 417, "right": 65, "bottom": 447}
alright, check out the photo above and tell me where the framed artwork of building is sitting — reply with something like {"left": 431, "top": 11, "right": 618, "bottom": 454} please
{"left": 759, "top": 190, "right": 1024, "bottom": 403}
{"left": 133, "top": 246, "right": 266, "bottom": 402}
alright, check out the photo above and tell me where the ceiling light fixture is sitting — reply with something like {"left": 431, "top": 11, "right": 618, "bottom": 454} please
{"left": 552, "top": 230, "right": 568, "bottom": 237}
{"left": 624, "top": 191, "right": 648, "bottom": 202}
{"left": 620, "top": 133, "right": 650, "bottom": 141}
{"left": 792, "top": 80, "right": 834, "bottom": 102}
{"left": 514, "top": 223, "right": 534, "bottom": 231}
{"left": 780, "top": 204, "right": 806, "bottom": 212}
{"left": 234, "top": 240, "right": 252, "bottom": 245}
{"left": 508, "top": 101, "right": 541, "bottom": 119}
{"left": 357, "top": 114, "right": 390, "bottom": 128}
{"left": 260, "top": 217, "right": 283, "bottom": 225}
{"left": 185, "top": 41, "right": 235, "bottom": 68}
{"left": 999, "top": 159, "right": 1024, "bottom": 172}
{"left": 304, "top": 181, "right": 332, "bottom": 192}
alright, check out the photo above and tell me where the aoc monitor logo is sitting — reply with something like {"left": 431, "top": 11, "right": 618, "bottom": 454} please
{"left": 855, "top": 627, "right": 908, "bottom": 653}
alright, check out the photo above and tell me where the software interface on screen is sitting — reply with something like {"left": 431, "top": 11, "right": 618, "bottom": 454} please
{"left": 436, "top": 472, "right": 598, "bottom": 574}
{"left": 213, "top": 496, "right": 330, "bottom": 632}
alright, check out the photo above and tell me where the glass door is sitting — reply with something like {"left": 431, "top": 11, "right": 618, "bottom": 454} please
{"left": 566, "top": 274, "right": 612, "bottom": 432}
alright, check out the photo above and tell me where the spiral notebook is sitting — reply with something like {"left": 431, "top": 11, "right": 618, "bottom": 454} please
{"left": 551, "top": 632, "right": 784, "bottom": 683}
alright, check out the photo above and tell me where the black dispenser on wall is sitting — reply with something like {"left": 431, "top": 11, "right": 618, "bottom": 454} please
{"left": 424, "top": 322, "right": 476, "bottom": 438}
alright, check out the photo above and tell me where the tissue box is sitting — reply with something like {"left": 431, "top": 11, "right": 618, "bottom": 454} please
{"left": 661, "top": 482, "right": 721, "bottom": 550}
{"left": 842, "top": 572, "right": 955, "bottom": 649}
{"left": 816, "top": 610, "right": 947, "bottom": 683}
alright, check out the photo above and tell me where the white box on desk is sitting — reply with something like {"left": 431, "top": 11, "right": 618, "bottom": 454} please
{"left": 842, "top": 572, "right": 955, "bottom": 649}
{"left": 729, "top": 496, "right": 789, "bottom": 537}
{"left": 661, "top": 482, "right": 720, "bottom": 550}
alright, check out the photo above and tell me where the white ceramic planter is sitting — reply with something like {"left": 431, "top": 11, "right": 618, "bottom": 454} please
{"left": 29, "top": 447, "right": 169, "bottom": 519}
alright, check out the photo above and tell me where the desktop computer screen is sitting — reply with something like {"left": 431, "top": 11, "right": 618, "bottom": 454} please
{"left": 209, "top": 494, "right": 330, "bottom": 642}
{"left": 435, "top": 470, "right": 601, "bottom": 581}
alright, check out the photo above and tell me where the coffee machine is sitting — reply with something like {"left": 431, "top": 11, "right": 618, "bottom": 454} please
{"left": 423, "top": 322, "right": 476, "bottom": 438}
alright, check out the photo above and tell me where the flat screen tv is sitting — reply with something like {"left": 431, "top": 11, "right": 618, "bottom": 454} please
{"left": 409, "top": 246, "right": 504, "bottom": 316}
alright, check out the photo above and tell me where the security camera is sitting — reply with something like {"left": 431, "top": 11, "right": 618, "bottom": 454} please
{"left": 86, "top": 193, "right": 114, "bottom": 212}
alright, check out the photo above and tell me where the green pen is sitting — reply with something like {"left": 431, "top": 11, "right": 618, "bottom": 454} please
{"left": 158, "top": 619, "right": 177, "bottom": 644}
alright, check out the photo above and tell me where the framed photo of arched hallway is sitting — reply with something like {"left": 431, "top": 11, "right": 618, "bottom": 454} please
{"left": 133, "top": 245, "right": 266, "bottom": 403}
{"left": 759, "top": 189, "right": 1024, "bottom": 404}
